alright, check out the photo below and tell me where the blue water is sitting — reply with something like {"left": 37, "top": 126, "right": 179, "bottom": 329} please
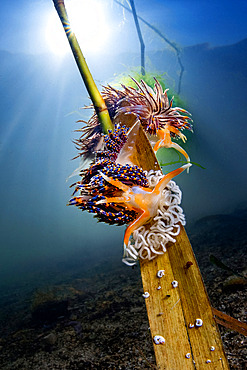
{"left": 0, "top": 3, "right": 246, "bottom": 365}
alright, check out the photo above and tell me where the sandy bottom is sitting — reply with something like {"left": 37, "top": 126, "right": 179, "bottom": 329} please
{"left": 0, "top": 210, "right": 246, "bottom": 369}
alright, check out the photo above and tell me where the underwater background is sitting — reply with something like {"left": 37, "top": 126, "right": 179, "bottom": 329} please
{"left": 0, "top": 0, "right": 246, "bottom": 368}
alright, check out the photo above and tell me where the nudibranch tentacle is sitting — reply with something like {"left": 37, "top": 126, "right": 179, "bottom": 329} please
{"left": 74, "top": 77, "right": 192, "bottom": 162}
{"left": 122, "top": 170, "right": 189, "bottom": 264}
{"left": 153, "top": 127, "right": 190, "bottom": 172}
{"left": 96, "top": 163, "right": 191, "bottom": 247}
{"left": 69, "top": 100, "right": 192, "bottom": 263}
{"left": 115, "top": 77, "right": 193, "bottom": 133}
{"left": 115, "top": 78, "right": 192, "bottom": 164}
{"left": 68, "top": 132, "right": 149, "bottom": 227}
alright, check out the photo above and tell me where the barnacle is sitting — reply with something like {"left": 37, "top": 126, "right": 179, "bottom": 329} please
{"left": 153, "top": 335, "right": 165, "bottom": 345}
{"left": 157, "top": 270, "right": 165, "bottom": 278}
{"left": 142, "top": 292, "right": 150, "bottom": 298}
{"left": 195, "top": 318, "right": 203, "bottom": 327}
{"left": 171, "top": 280, "right": 179, "bottom": 288}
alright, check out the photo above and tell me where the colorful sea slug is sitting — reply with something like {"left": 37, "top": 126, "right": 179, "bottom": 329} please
{"left": 69, "top": 124, "right": 148, "bottom": 226}
{"left": 69, "top": 78, "right": 193, "bottom": 263}
{"left": 69, "top": 123, "right": 190, "bottom": 262}
{"left": 122, "top": 168, "right": 188, "bottom": 264}
{"left": 75, "top": 77, "right": 192, "bottom": 163}
{"left": 69, "top": 161, "right": 148, "bottom": 226}
{"left": 115, "top": 78, "right": 192, "bottom": 161}
{"left": 96, "top": 163, "right": 190, "bottom": 249}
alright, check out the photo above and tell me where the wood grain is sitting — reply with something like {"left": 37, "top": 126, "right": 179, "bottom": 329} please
{"left": 118, "top": 114, "right": 229, "bottom": 369}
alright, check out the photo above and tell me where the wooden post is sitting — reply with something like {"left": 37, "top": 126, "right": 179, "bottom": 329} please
{"left": 52, "top": 2, "right": 230, "bottom": 367}
{"left": 126, "top": 120, "right": 229, "bottom": 369}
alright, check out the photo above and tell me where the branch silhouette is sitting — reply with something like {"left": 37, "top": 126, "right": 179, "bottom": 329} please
{"left": 129, "top": 0, "right": 145, "bottom": 75}
{"left": 114, "top": 0, "right": 184, "bottom": 94}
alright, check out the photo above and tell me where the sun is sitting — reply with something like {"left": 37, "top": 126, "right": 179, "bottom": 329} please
{"left": 46, "top": 0, "right": 110, "bottom": 56}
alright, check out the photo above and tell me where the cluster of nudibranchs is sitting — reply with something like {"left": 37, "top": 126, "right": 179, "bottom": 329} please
{"left": 76, "top": 78, "right": 193, "bottom": 162}
{"left": 69, "top": 124, "right": 148, "bottom": 225}
{"left": 69, "top": 78, "right": 192, "bottom": 265}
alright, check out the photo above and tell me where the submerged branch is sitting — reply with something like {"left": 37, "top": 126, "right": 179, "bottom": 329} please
{"left": 114, "top": 0, "right": 184, "bottom": 94}
{"left": 52, "top": 0, "right": 113, "bottom": 134}
{"left": 212, "top": 307, "right": 247, "bottom": 336}
{"left": 129, "top": 0, "right": 145, "bottom": 76}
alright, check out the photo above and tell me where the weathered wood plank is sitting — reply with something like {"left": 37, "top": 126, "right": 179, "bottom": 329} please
{"left": 140, "top": 254, "right": 195, "bottom": 369}
{"left": 127, "top": 121, "right": 229, "bottom": 369}
{"left": 52, "top": 1, "right": 229, "bottom": 367}
{"left": 167, "top": 227, "right": 229, "bottom": 369}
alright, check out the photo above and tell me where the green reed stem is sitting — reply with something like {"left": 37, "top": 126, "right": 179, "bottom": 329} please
{"left": 52, "top": 0, "right": 113, "bottom": 134}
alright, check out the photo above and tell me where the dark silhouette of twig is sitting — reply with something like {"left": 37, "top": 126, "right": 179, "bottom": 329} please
{"left": 129, "top": 0, "right": 145, "bottom": 75}
{"left": 114, "top": 0, "right": 184, "bottom": 94}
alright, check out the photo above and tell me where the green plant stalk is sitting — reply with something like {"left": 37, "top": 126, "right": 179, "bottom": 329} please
{"left": 52, "top": 0, "right": 113, "bottom": 134}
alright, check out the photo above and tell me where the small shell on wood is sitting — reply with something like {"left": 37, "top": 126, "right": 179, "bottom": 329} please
{"left": 153, "top": 335, "right": 165, "bottom": 345}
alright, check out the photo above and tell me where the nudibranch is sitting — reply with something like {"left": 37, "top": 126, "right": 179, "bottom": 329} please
{"left": 69, "top": 123, "right": 191, "bottom": 265}
{"left": 115, "top": 78, "right": 192, "bottom": 161}
{"left": 69, "top": 136, "right": 191, "bottom": 258}
{"left": 75, "top": 77, "right": 193, "bottom": 163}
{"left": 97, "top": 163, "right": 190, "bottom": 248}
{"left": 123, "top": 168, "right": 188, "bottom": 265}
{"left": 69, "top": 160, "right": 148, "bottom": 226}
{"left": 69, "top": 124, "right": 148, "bottom": 225}
{"left": 72, "top": 86, "right": 128, "bottom": 161}
{"left": 68, "top": 119, "right": 140, "bottom": 180}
